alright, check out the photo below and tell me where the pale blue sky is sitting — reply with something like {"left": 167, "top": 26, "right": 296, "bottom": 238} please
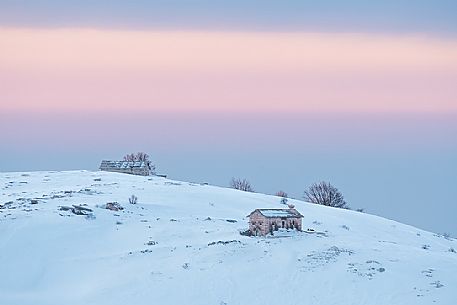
{"left": 1, "top": 111, "right": 456, "bottom": 235}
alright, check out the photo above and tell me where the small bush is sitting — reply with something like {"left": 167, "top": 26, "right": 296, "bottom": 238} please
{"left": 129, "top": 194, "right": 138, "bottom": 204}
{"left": 275, "top": 191, "right": 288, "bottom": 198}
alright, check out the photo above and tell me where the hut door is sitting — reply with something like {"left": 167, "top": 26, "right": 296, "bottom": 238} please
{"left": 282, "top": 220, "right": 285, "bottom": 228}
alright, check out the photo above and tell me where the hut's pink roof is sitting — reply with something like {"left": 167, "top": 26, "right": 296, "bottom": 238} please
{"left": 248, "top": 208, "right": 303, "bottom": 218}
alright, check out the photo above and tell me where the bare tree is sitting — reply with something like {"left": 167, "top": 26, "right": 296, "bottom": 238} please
{"left": 230, "top": 178, "right": 254, "bottom": 192}
{"left": 124, "top": 152, "right": 150, "bottom": 162}
{"left": 304, "top": 181, "right": 348, "bottom": 209}
{"left": 123, "top": 152, "right": 156, "bottom": 175}
{"left": 136, "top": 152, "right": 150, "bottom": 162}
{"left": 123, "top": 153, "right": 136, "bottom": 162}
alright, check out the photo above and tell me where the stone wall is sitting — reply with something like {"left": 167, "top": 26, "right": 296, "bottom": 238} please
{"left": 99, "top": 160, "right": 150, "bottom": 176}
{"left": 249, "top": 211, "right": 302, "bottom": 236}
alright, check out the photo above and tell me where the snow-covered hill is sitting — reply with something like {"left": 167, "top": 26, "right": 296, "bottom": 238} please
{"left": 0, "top": 170, "right": 456, "bottom": 305}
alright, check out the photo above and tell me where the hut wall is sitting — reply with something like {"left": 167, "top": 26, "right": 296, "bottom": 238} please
{"left": 100, "top": 161, "right": 150, "bottom": 176}
{"left": 249, "top": 212, "right": 269, "bottom": 236}
{"left": 249, "top": 212, "right": 302, "bottom": 236}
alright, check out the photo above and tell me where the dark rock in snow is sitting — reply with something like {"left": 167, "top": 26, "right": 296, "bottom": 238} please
{"left": 72, "top": 205, "right": 92, "bottom": 212}
{"left": 208, "top": 240, "right": 241, "bottom": 246}
{"left": 59, "top": 204, "right": 94, "bottom": 216}
{"left": 104, "top": 202, "right": 123, "bottom": 211}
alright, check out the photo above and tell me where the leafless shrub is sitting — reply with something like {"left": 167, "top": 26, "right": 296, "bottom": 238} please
{"left": 230, "top": 178, "right": 254, "bottom": 192}
{"left": 129, "top": 194, "right": 138, "bottom": 204}
{"left": 304, "top": 181, "right": 348, "bottom": 209}
{"left": 275, "top": 191, "right": 288, "bottom": 198}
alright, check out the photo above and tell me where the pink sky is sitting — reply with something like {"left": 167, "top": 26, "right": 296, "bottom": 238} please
{"left": 1, "top": 28, "right": 457, "bottom": 113}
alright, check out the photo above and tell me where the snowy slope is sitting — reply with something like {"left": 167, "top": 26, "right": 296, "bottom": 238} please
{"left": 0, "top": 170, "right": 456, "bottom": 305}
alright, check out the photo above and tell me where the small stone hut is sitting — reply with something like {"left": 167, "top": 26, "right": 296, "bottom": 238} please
{"left": 99, "top": 160, "right": 151, "bottom": 176}
{"left": 247, "top": 208, "right": 303, "bottom": 236}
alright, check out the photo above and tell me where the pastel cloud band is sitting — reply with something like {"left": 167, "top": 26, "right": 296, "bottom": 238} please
{"left": 1, "top": 28, "right": 456, "bottom": 112}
